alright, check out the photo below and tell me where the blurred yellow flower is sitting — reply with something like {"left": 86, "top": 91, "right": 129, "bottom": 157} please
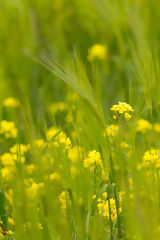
{"left": 49, "top": 102, "right": 68, "bottom": 115}
{"left": 1, "top": 153, "right": 15, "bottom": 166}
{"left": 8, "top": 217, "right": 14, "bottom": 226}
{"left": 136, "top": 119, "right": 152, "bottom": 133}
{"left": 106, "top": 124, "right": 119, "bottom": 137}
{"left": 3, "top": 97, "right": 19, "bottom": 107}
{"left": 68, "top": 146, "right": 82, "bottom": 162}
{"left": 153, "top": 123, "right": 160, "bottom": 133}
{"left": 10, "top": 143, "right": 30, "bottom": 155}
{"left": 25, "top": 164, "right": 35, "bottom": 175}
{"left": 0, "top": 120, "right": 17, "bottom": 138}
{"left": 1, "top": 166, "right": 15, "bottom": 182}
{"left": 139, "top": 149, "right": 160, "bottom": 168}
{"left": 88, "top": 44, "right": 107, "bottom": 61}
{"left": 50, "top": 172, "right": 61, "bottom": 181}
{"left": 46, "top": 126, "right": 72, "bottom": 149}
{"left": 26, "top": 182, "right": 44, "bottom": 199}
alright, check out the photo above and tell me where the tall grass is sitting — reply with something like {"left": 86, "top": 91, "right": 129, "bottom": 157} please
{"left": 1, "top": 0, "right": 160, "bottom": 239}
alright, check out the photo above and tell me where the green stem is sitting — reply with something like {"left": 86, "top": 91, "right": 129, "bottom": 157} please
{"left": 113, "top": 184, "right": 121, "bottom": 239}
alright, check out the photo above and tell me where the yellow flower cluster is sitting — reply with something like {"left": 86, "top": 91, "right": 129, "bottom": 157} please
{"left": 0, "top": 144, "right": 30, "bottom": 184}
{"left": 1, "top": 166, "right": 15, "bottom": 182}
{"left": 97, "top": 192, "right": 121, "bottom": 221}
{"left": 136, "top": 119, "right": 152, "bottom": 133}
{"left": 120, "top": 141, "right": 129, "bottom": 149}
{"left": 25, "top": 164, "right": 35, "bottom": 175}
{"left": 32, "top": 138, "right": 46, "bottom": 149}
{"left": 50, "top": 172, "right": 61, "bottom": 181}
{"left": 88, "top": 44, "right": 107, "bottom": 61}
{"left": 49, "top": 101, "right": 68, "bottom": 115}
{"left": 1, "top": 153, "right": 16, "bottom": 166}
{"left": 1, "top": 144, "right": 29, "bottom": 166}
{"left": 111, "top": 102, "right": 134, "bottom": 120}
{"left": 10, "top": 143, "right": 30, "bottom": 155}
{"left": 136, "top": 119, "right": 160, "bottom": 134}
{"left": 46, "top": 127, "right": 72, "bottom": 149}
{"left": 84, "top": 150, "right": 103, "bottom": 171}
{"left": 59, "top": 191, "right": 70, "bottom": 210}
{"left": 25, "top": 179, "right": 44, "bottom": 199}
{"left": 106, "top": 124, "right": 119, "bottom": 137}
{"left": 0, "top": 120, "right": 17, "bottom": 138}
{"left": 3, "top": 97, "right": 19, "bottom": 107}
{"left": 139, "top": 149, "right": 160, "bottom": 168}
{"left": 0, "top": 221, "right": 13, "bottom": 237}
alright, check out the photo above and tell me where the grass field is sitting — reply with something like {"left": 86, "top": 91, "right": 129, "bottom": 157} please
{"left": 1, "top": 0, "right": 160, "bottom": 239}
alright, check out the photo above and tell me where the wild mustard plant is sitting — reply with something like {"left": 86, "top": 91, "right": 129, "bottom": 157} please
{"left": 1, "top": 0, "right": 160, "bottom": 239}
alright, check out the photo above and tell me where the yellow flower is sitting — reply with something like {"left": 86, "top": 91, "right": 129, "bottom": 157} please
{"left": 68, "top": 146, "right": 82, "bottom": 162}
{"left": 129, "top": 193, "right": 134, "bottom": 199}
{"left": 59, "top": 191, "right": 70, "bottom": 211}
{"left": 92, "top": 194, "right": 96, "bottom": 199}
{"left": 120, "top": 141, "right": 129, "bottom": 149}
{"left": 50, "top": 172, "right": 61, "bottom": 181}
{"left": 97, "top": 194, "right": 120, "bottom": 222}
{"left": 102, "top": 192, "right": 107, "bottom": 199}
{"left": 26, "top": 182, "right": 44, "bottom": 198}
{"left": 136, "top": 119, "right": 152, "bottom": 133}
{"left": 49, "top": 102, "right": 68, "bottom": 115}
{"left": 10, "top": 144, "right": 30, "bottom": 155}
{"left": 143, "top": 149, "right": 160, "bottom": 163}
{"left": 111, "top": 102, "right": 134, "bottom": 120}
{"left": 46, "top": 127, "right": 58, "bottom": 141}
{"left": 0, "top": 120, "right": 17, "bottom": 138}
{"left": 1, "top": 166, "right": 15, "bottom": 182}
{"left": 84, "top": 150, "right": 103, "bottom": 171}
{"left": 3, "top": 97, "right": 19, "bottom": 107}
{"left": 153, "top": 123, "right": 160, "bottom": 133}
{"left": 38, "top": 223, "right": 43, "bottom": 230}
{"left": 1, "top": 153, "right": 15, "bottom": 166}
{"left": 32, "top": 139, "right": 46, "bottom": 148}
{"left": 1, "top": 144, "right": 29, "bottom": 165}
{"left": 64, "top": 137, "right": 72, "bottom": 149}
{"left": 128, "top": 177, "right": 133, "bottom": 186}
{"left": 8, "top": 217, "right": 14, "bottom": 226}
{"left": 139, "top": 149, "right": 160, "bottom": 168}
{"left": 88, "top": 44, "right": 107, "bottom": 61}
{"left": 124, "top": 112, "right": 131, "bottom": 120}
{"left": 25, "top": 164, "right": 35, "bottom": 175}
{"left": 106, "top": 124, "right": 119, "bottom": 137}
{"left": 46, "top": 127, "right": 72, "bottom": 149}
